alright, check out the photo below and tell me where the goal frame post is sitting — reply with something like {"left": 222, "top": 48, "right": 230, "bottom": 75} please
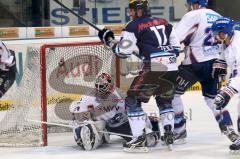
{"left": 40, "top": 41, "right": 120, "bottom": 146}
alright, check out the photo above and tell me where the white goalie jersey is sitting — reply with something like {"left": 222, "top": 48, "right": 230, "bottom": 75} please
{"left": 69, "top": 87, "right": 126, "bottom": 121}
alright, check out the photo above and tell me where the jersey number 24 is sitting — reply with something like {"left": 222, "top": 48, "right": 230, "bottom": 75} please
{"left": 204, "top": 27, "right": 218, "bottom": 46}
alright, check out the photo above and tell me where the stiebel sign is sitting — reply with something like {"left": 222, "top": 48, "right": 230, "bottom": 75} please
{"left": 50, "top": 0, "right": 185, "bottom": 26}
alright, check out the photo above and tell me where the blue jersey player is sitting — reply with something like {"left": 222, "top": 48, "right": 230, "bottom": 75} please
{"left": 98, "top": 0, "right": 181, "bottom": 152}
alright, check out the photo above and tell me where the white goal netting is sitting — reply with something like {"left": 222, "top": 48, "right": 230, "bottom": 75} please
{"left": 0, "top": 42, "right": 118, "bottom": 146}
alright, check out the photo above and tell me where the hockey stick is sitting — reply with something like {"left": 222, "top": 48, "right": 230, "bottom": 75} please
{"left": 28, "top": 119, "right": 75, "bottom": 128}
{"left": 28, "top": 119, "right": 133, "bottom": 138}
{"left": 217, "top": 75, "right": 225, "bottom": 121}
{"left": 53, "top": 0, "right": 101, "bottom": 31}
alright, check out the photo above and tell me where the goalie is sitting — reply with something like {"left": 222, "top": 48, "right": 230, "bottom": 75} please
{"left": 69, "top": 73, "right": 160, "bottom": 150}
{"left": 0, "top": 40, "right": 16, "bottom": 98}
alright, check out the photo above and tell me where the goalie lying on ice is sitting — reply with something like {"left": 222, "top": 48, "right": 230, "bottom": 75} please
{"left": 69, "top": 73, "right": 160, "bottom": 150}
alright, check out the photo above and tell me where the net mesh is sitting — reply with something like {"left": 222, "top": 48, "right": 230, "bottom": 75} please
{"left": 0, "top": 42, "right": 117, "bottom": 146}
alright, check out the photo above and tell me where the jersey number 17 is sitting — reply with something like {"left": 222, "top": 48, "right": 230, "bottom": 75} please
{"left": 150, "top": 25, "right": 168, "bottom": 46}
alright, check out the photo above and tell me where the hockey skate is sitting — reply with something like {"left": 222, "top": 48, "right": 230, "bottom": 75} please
{"left": 173, "top": 129, "right": 187, "bottom": 145}
{"left": 123, "top": 133, "right": 148, "bottom": 153}
{"left": 219, "top": 124, "right": 239, "bottom": 142}
{"left": 230, "top": 137, "right": 240, "bottom": 152}
{"left": 163, "top": 125, "right": 174, "bottom": 151}
{"left": 146, "top": 131, "right": 159, "bottom": 147}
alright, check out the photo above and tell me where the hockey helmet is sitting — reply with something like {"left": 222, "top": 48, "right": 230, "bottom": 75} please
{"left": 95, "top": 73, "right": 113, "bottom": 93}
{"left": 186, "top": 0, "right": 208, "bottom": 7}
{"left": 211, "top": 17, "right": 235, "bottom": 41}
{"left": 129, "top": 0, "right": 150, "bottom": 15}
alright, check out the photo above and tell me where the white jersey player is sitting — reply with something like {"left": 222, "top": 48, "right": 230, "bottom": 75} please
{"left": 0, "top": 40, "right": 16, "bottom": 98}
{"left": 69, "top": 73, "right": 159, "bottom": 150}
{"left": 172, "top": 0, "right": 239, "bottom": 143}
{"left": 177, "top": 3, "right": 221, "bottom": 65}
{"left": 211, "top": 17, "right": 240, "bottom": 151}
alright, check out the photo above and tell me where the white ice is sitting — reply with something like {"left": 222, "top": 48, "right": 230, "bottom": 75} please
{"left": 0, "top": 91, "right": 240, "bottom": 159}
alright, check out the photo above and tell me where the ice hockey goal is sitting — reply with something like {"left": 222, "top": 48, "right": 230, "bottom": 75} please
{"left": 0, "top": 41, "right": 120, "bottom": 146}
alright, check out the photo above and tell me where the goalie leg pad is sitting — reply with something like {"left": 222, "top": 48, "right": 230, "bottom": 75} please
{"left": 73, "top": 121, "right": 103, "bottom": 150}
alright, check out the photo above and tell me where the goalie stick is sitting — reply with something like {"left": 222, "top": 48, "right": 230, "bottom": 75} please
{"left": 28, "top": 119, "right": 133, "bottom": 138}
{"left": 29, "top": 120, "right": 174, "bottom": 152}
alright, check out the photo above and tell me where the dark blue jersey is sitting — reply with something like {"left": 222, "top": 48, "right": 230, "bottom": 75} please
{"left": 112, "top": 15, "right": 180, "bottom": 71}
{"left": 123, "top": 16, "right": 179, "bottom": 60}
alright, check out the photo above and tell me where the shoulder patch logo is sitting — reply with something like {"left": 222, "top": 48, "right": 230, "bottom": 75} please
{"left": 206, "top": 13, "right": 221, "bottom": 24}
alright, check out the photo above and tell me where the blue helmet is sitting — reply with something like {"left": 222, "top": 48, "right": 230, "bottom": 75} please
{"left": 186, "top": 0, "right": 208, "bottom": 7}
{"left": 211, "top": 17, "right": 235, "bottom": 37}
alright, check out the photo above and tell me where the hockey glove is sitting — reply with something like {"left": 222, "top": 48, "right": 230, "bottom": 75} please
{"left": 98, "top": 28, "right": 115, "bottom": 46}
{"left": 212, "top": 59, "right": 227, "bottom": 79}
{"left": 214, "top": 86, "right": 237, "bottom": 110}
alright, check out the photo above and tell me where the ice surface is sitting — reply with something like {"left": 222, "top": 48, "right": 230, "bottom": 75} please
{"left": 0, "top": 91, "right": 240, "bottom": 159}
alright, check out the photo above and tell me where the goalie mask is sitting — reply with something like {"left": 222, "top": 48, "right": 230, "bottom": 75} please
{"left": 95, "top": 73, "right": 113, "bottom": 94}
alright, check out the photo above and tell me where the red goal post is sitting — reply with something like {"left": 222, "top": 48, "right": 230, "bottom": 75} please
{"left": 41, "top": 41, "right": 120, "bottom": 146}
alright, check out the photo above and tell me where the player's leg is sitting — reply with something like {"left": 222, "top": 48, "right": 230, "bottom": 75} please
{"left": 123, "top": 72, "right": 152, "bottom": 151}
{"left": 172, "top": 65, "right": 198, "bottom": 141}
{"left": 237, "top": 95, "right": 240, "bottom": 134}
{"left": 155, "top": 71, "right": 178, "bottom": 147}
{"left": 105, "top": 112, "right": 132, "bottom": 142}
{"left": 200, "top": 62, "right": 238, "bottom": 142}
{"left": 106, "top": 113, "right": 159, "bottom": 147}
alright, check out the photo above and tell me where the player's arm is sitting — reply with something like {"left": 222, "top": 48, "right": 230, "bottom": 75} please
{"left": 69, "top": 95, "right": 95, "bottom": 114}
{"left": 175, "top": 12, "right": 199, "bottom": 45}
{"left": 168, "top": 26, "right": 181, "bottom": 56}
{"left": 98, "top": 23, "right": 138, "bottom": 58}
{"left": 214, "top": 60, "right": 240, "bottom": 110}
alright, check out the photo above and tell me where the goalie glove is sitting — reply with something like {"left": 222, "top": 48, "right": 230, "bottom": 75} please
{"left": 98, "top": 28, "right": 115, "bottom": 46}
{"left": 214, "top": 86, "right": 238, "bottom": 110}
{"left": 212, "top": 59, "right": 227, "bottom": 79}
